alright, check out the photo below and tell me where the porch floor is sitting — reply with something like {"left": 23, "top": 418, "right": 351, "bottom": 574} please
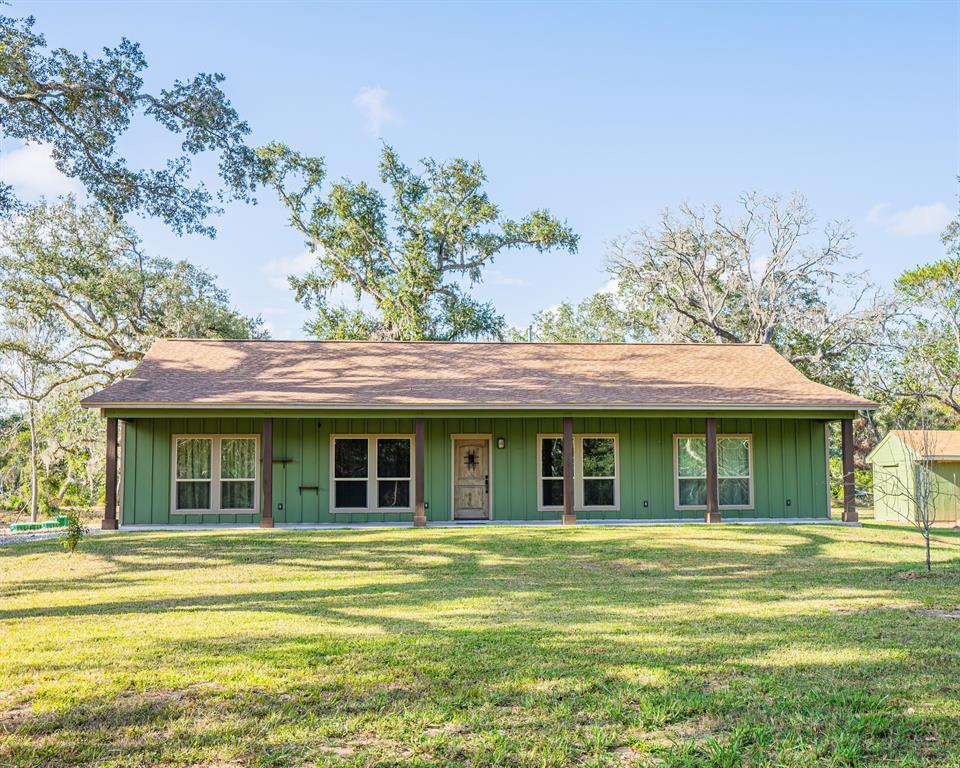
{"left": 115, "top": 517, "right": 858, "bottom": 531}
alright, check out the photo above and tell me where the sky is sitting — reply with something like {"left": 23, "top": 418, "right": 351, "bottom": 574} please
{"left": 2, "top": 0, "right": 958, "bottom": 339}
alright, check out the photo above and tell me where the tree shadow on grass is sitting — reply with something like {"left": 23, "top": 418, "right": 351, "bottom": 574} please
{"left": 4, "top": 615, "right": 957, "bottom": 767}
{"left": 4, "top": 525, "right": 960, "bottom": 765}
{"left": 4, "top": 525, "right": 960, "bottom": 621}
{"left": 2, "top": 542, "right": 956, "bottom": 624}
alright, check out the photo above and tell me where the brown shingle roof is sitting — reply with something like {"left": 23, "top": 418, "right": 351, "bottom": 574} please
{"left": 890, "top": 430, "right": 960, "bottom": 459}
{"left": 81, "top": 339, "right": 875, "bottom": 410}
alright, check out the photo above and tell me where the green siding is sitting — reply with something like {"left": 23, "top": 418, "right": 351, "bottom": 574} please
{"left": 931, "top": 462, "right": 960, "bottom": 523}
{"left": 119, "top": 415, "right": 831, "bottom": 525}
{"left": 870, "top": 434, "right": 917, "bottom": 523}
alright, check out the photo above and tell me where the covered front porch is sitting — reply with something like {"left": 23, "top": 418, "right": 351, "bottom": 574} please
{"left": 99, "top": 411, "right": 861, "bottom": 528}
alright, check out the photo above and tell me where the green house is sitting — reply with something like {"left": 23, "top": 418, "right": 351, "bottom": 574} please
{"left": 81, "top": 340, "right": 874, "bottom": 529}
{"left": 867, "top": 430, "right": 960, "bottom": 525}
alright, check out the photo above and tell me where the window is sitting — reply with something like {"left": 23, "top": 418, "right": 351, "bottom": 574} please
{"left": 540, "top": 437, "right": 565, "bottom": 507}
{"left": 331, "top": 435, "right": 413, "bottom": 512}
{"left": 220, "top": 438, "right": 257, "bottom": 510}
{"left": 175, "top": 438, "right": 212, "bottom": 511}
{"left": 376, "top": 438, "right": 411, "bottom": 508}
{"left": 718, "top": 436, "right": 751, "bottom": 506}
{"left": 173, "top": 435, "right": 259, "bottom": 514}
{"left": 582, "top": 437, "right": 616, "bottom": 507}
{"left": 334, "top": 438, "right": 368, "bottom": 509}
{"left": 674, "top": 434, "right": 753, "bottom": 509}
{"left": 537, "top": 434, "right": 619, "bottom": 511}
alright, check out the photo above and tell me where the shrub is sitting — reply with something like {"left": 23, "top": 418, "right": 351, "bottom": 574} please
{"left": 60, "top": 509, "right": 87, "bottom": 553}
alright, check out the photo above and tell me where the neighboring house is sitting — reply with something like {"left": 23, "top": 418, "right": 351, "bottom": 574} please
{"left": 868, "top": 430, "right": 960, "bottom": 525}
{"left": 81, "top": 340, "right": 874, "bottom": 529}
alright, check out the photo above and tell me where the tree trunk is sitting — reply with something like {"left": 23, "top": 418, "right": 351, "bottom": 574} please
{"left": 27, "top": 402, "right": 38, "bottom": 523}
{"left": 925, "top": 532, "right": 931, "bottom": 572}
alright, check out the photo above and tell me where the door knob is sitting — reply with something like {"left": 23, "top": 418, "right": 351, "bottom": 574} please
{"left": 484, "top": 474, "right": 489, "bottom": 493}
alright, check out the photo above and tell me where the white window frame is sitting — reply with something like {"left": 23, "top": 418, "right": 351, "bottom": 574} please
{"left": 673, "top": 433, "right": 754, "bottom": 511}
{"left": 330, "top": 434, "right": 415, "bottom": 513}
{"left": 536, "top": 433, "right": 620, "bottom": 512}
{"left": 170, "top": 434, "right": 260, "bottom": 516}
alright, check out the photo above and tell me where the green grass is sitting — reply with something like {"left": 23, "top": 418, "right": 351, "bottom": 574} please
{"left": 2, "top": 523, "right": 960, "bottom": 767}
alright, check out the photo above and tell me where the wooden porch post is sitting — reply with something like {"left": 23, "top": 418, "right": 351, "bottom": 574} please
{"left": 260, "top": 418, "right": 274, "bottom": 528}
{"left": 102, "top": 417, "right": 119, "bottom": 530}
{"left": 414, "top": 418, "right": 426, "bottom": 527}
{"left": 562, "top": 416, "right": 575, "bottom": 525}
{"left": 841, "top": 418, "right": 858, "bottom": 523}
{"left": 705, "top": 417, "right": 721, "bottom": 523}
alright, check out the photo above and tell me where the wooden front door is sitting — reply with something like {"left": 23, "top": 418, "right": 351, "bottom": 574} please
{"left": 453, "top": 439, "right": 490, "bottom": 520}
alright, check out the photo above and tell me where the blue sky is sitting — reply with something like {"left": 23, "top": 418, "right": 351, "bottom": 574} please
{"left": 3, "top": 1, "right": 958, "bottom": 338}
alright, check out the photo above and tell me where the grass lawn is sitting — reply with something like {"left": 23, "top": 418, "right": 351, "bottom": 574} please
{"left": 2, "top": 523, "right": 960, "bottom": 767}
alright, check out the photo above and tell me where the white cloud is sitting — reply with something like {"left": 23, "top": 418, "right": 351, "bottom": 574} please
{"left": 352, "top": 86, "right": 400, "bottom": 136}
{"left": 486, "top": 269, "right": 529, "bottom": 287}
{"left": 259, "top": 250, "right": 315, "bottom": 290}
{"left": 866, "top": 202, "right": 891, "bottom": 225}
{"left": 0, "top": 142, "right": 80, "bottom": 199}
{"left": 889, "top": 203, "right": 954, "bottom": 236}
{"left": 866, "top": 201, "right": 953, "bottom": 237}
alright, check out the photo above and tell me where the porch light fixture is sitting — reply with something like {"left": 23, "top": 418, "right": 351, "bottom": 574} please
{"left": 497, "top": 437, "right": 505, "bottom": 449}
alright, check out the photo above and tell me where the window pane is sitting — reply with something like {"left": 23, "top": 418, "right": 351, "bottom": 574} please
{"left": 541, "top": 438, "right": 564, "bottom": 478}
{"left": 377, "top": 439, "right": 410, "bottom": 478}
{"left": 221, "top": 438, "right": 256, "bottom": 479}
{"left": 678, "top": 478, "right": 707, "bottom": 507}
{"left": 177, "top": 481, "right": 210, "bottom": 510}
{"left": 542, "top": 478, "right": 564, "bottom": 507}
{"left": 335, "top": 480, "right": 367, "bottom": 508}
{"left": 335, "top": 439, "right": 368, "bottom": 479}
{"left": 378, "top": 479, "right": 410, "bottom": 508}
{"left": 177, "top": 439, "right": 211, "bottom": 479}
{"left": 582, "top": 438, "right": 615, "bottom": 478}
{"left": 720, "top": 478, "right": 750, "bottom": 506}
{"left": 221, "top": 480, "right": 255, "bottom": 509}
{"left": 677, "top": 438, "right": 706, "bottom": 478}
{"left": 584, "top": 478, "right": 615, "bottom": 506}
{"left": 718, "top": 438, "right": 750, "bottom": 478}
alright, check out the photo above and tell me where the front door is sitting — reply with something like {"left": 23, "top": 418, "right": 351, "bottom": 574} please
{"left": 453, "top": 439, "right": 490, "bottom": 520}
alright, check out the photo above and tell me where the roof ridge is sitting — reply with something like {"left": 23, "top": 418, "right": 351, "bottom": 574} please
{"left": 156, "top": 338, "right": 771, "bottom": 347}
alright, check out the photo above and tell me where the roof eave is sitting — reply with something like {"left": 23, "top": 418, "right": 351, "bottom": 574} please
{"left": 82, "top": 400, "right": 875, "bottom": 411}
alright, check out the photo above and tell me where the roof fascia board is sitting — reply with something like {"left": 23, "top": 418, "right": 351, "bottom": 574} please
{"left": 87, "top": 401, "right": 872, "bottom": 411}
{"left": 100, "top": 406, "right": 863, "bottom": 420}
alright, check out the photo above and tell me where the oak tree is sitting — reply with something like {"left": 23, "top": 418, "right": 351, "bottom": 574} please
{"left": 607, "top": 193, "right": 893, "bottom": 389}
{"left": 0, "top": 14, "right": 259, "bottom": 236}
{"left": 0, "top": 197, "right": 266, "bottom": 388}
{"left": 256, "top": 143, "right": 579, "bottom": 340}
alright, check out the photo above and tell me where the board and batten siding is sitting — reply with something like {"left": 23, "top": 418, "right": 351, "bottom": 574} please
{"left": 930, "top": 463, "right": 960, "bottom": 523}
{"left": 119, "top": 416, "right": 831, "bottom": 525}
